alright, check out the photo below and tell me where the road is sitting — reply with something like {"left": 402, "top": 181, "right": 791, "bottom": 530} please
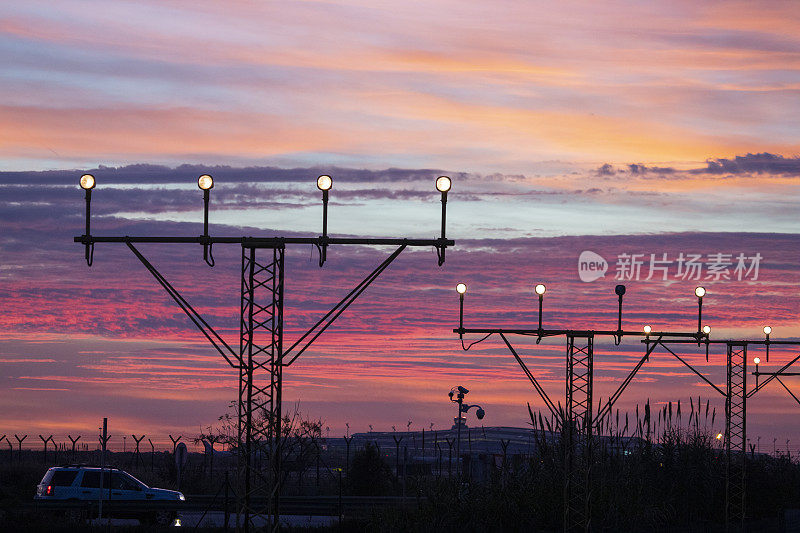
{"left": 88, "top": 512, "right": 338, "bottom": 528}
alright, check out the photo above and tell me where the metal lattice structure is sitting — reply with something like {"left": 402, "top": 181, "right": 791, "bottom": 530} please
{"left": 454, "top": 284, "right": 800, "bottom": 532}
{"left": 239, "top": 246, "right": 285, "bottom": 529}
{"left": 725, "top": 343, "right": 747, "bottom": 529}
{"left": 75, "top": 173, "right": 454, "bottom": 532}
{"left": 564, "top": 334, "right": 593, "bottom": 532}
{"left": 636, "top": 337, "right": 800, "bottom": 531}
{"left": 459, "top": 326, "right": 701, "bottom": 533}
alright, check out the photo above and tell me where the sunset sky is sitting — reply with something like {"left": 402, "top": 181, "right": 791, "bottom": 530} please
{"left": 1, "top": 1, "right": 799, "bottom": 450}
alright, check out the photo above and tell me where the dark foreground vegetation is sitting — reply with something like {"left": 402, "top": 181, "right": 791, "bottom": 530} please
{"left": 362, "top": 404, "right": 800, "bottom": 532}
{"left": 367, "top": 442, "right": 800, "bottom": 532}
{"left": 2, "top": 401, "right": 798, "bottom": 531}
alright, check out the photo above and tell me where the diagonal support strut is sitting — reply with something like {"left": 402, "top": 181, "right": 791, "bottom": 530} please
{"left": 126, "top": 242, "right": 240, "bottom": 368}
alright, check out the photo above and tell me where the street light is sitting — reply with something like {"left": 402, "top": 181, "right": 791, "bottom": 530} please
{"left": 754, "top": 356, "right": 761, "bottom": 386}
{"left": 456, "top": 283, "right": 467, "bottom": 337}
{"left": 317, "top": 174, "right": 332, "bottom": 191}
{"left": 80, "top": 174, "right": 96, "bottom": 190}
{"left": 695, "top": 286, "right": 706, "bottom": 335}
{"left": 695, "top": 286, "right": 706, "bottom": 298}
{"left": 436, "top": 176, "right": 451, "bottom": 265}
{"left": 643, "top": 325, "right": 653, "bottom": 361}
{"left": 198, "top": 175, "right": 214, "bottom": 266}
{"left": 615, "top": 284, "right": 626, "bottom": 342}
{"left": 198, "top": 174, "right": 214, "bottom": 190}
{"left": 317, "top": 175, "right": 333, "bottom": 266}
{"left": 754, "top": 356, "right": 760, "bottom": 380}
{"left": 79, "top": 174, "right": 95, "bottom": 266}
{"left": 535, "top": 284, "right": 546, "bottom": 331}
{"left": 702, "top": 325, "right": 711, "bottom": 335}
{"left": 764, "top": 325, "right": 772, "bottom": 361}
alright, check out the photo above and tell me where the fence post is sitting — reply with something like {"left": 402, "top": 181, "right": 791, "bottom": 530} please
{"left": 39, "top": 435, "right": 53, "bottom": 464}
{"left": 445, "top": 437, "right": 455, "bottom": 479}
{"left": 169, "top": 434, "right": 182, "bottom": 454}
{"left": 132, "top": 435, "right": 145, "bottom": 468}
{"left": 224, "top": 470, "right": 230, "bottom": 532}
{"left": 14, "top": 434, "right": 27, "bottom": 463}
{"left": 203, "top": 435, "right": 220, "bottom": 481}
{"left": 66, "top": 435, "right": 81, "bottom": 464}
{"left": 316, "top": 439, "right": 321, "bottom": 489}
{"left": 392, "top": 435, "right": 403, "bottom": 482}
{"left": 148, "top": 439, "right": 155, "bottom": 471}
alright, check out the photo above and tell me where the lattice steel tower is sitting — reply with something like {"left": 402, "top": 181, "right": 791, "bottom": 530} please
{"left": 76, "top": 172, "right": 455, "bottom": 532}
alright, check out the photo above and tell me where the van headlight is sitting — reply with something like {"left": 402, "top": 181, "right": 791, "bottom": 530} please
{"left": 177, "top": 493, "right": 185, "bottom": 501}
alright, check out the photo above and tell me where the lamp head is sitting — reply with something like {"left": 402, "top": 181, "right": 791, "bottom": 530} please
{"left": 754, "top": 357, "right": 761, "bottom": 365}
{"left": 615, "top": 284, "right": 626, "bottom": 297}
{"left": 198, "top": 174, "right": 214, "bottom": 190}
{"left": 763, "top": 326, "right": 772, "bottom": 335}
{"left": 476, "top": 408, "right": 485, "bottom": 420}
{"left": 643, "top": 325, "right": 652, "bottom": 335}
{"left": 457, "top": 386, "right": 469, "bottom": 395}
{"left": 80, "top": 174, "right": 96, "bottom": 190}
{"left": 534, "top": 283, "right": 546, "bottom": 296}
{"left": 456, "top": 283, "right": 467, "bottom": 295}
{"left": 317, "top": 174, "right": 332, "bottom": 191}
{"left": 448, "top": 390, "right": 454, "bottom": 399}
{"left": 702, "top": 325, "right": 711, "bottom": 335}
{"left": 435, "top": 176, "right": 451, "bottom": 193}
{"left": 695, "top": 286, "right": 706, "bottom": 298}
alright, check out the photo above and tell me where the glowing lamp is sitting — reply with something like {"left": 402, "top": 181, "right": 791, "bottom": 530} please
{"left": 643, "top": 325, "right": 652, "bottom": 335}
{"left": 436, "top": 176, "right": 451, "bottom": 193}
{"left": 754, "top": 357, "right": 761, "bottom": 365}
{"left": 317, "top": 175, "right": 332, "bottom": 191}
{"left": 534, "top": 284, "right": 546, "bottom": 296}
{"left": 702, "top": 325, "right": 711, "bottom": 335}
{"left": 695, "top": 286, "right": 706, "bottom": 298}
{"left": 763, "top": 326, "right": 772, "bottom": 335}
{"left": 456, "top": 283, "right": 467, "bottom": 295}
{"left": 198, "top": 174, "right": 214, "bottom": 190}
{"left": 80, "top": 174, "right": 96, "bottom": 190}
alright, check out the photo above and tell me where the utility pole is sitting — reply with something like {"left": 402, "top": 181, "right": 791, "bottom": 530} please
{"left": 98, "top": 418, "right": 108, "bottom": 522}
